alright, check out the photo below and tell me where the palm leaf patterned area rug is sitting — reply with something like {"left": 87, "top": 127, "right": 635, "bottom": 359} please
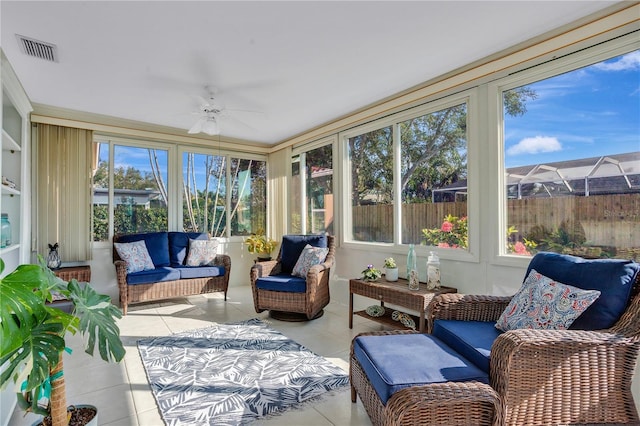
{"left": 138, "top": 318, "right": 349, "bottom": 425}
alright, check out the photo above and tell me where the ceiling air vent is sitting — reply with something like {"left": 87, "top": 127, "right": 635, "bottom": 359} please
{"left": 16, "top": 34, "right": 58, "bottom": 62}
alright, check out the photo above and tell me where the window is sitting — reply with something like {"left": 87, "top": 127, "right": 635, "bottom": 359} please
{"left": 345, "top": 96, "right": 471, "bottom": 249}
{"left": 182, "top": 152, "right": 226, "bottom": 237}
{"left": 291, "top": 143, "right": 334, "bottom": 234}
{"left": 501, "top": 49, "right": 640, "bottom": 259}
{"left": 92, "top": 142, "right": 168, "bottom": 241}
{"left": 349, "top": 126, "right": 393, "bottom": 243}
{"left": 230, "top": 158, "right": 267, "bottom": 236}
{"left": 401, "top": 103, "right": 468, "bottom": 248}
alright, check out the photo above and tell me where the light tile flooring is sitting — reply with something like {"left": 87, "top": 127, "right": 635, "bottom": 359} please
{"left": 9, "top": 278, "right": 390, "bottom": 426}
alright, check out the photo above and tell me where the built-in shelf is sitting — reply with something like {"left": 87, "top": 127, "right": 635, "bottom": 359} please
{"left": 1, "top": 185, "right": 20, "bottom": 196}
{"left": 0, "top": 243, "right": 20, "bottom": 255}
{"left": 1, "top": 129, "right": 20, "bottom": 152}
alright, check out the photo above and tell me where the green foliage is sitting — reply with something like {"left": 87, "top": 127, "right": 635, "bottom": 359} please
{"left": 361, "top": 265, "right": 382, "bottom": 281}
{"left": 422, "top": 214, "right": 468, "bottom": 249}
{"left": 527, "top": 221, "right": 587, "bottom": 254}
{"left": 245, "top": 229, "right": 278, "bottom": 256}
{"left": 503, "top": 87, "right": 538, "bottom": 116}
{"left": 349, "top": 89, "right": 536, "bottom": 207}
{"left": 0, "top": 257, "right": 125, "bottom": 418}
{"left": 383, "top": 257, "right": 397, "bottom": 268}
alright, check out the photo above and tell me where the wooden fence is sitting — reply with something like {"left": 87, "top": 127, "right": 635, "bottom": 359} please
{"left": 352, "top": 193, "right": 639, "bottom": 248}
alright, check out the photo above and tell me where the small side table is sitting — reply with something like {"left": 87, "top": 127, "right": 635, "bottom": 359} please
{"left": 53, "top": 265, "right": 91, "bottom": 283}
{"left": 349, "top": 277, "right": 456, "bottom": 332}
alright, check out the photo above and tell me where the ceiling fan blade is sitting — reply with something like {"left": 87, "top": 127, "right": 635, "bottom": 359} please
{"left": 188, "top": 119, "right": 204, "bottom": 134}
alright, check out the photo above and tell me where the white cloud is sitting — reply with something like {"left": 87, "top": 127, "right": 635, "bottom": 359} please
{"left": 592, "top": 51, "right": 640, "bottom": 72}
{"left": 507, "top": 136, "right": 562, "bottom": 156}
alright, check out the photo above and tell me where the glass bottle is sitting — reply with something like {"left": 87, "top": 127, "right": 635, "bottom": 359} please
{"left": 407, "top": 244, "right": 419, "bottom": 290}
{"left": 1, "top": 214, "right": 11, "bottom": 248}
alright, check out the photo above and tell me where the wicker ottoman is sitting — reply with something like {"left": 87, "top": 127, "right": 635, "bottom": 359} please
{"left": 350, "top": 331, "right": 502, "bottom": 426}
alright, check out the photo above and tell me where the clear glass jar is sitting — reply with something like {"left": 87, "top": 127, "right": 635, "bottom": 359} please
{"left": 1, "top": 214, "right": 12, "bottom": 248}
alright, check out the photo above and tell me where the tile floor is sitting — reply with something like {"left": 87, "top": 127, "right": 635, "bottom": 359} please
{"left": 9, "top": 278, "right": 390, "bottom": 425}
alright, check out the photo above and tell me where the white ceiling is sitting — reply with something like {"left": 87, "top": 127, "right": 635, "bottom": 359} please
{"left": 1, "top": 1, "right": 619, "bottom": 146}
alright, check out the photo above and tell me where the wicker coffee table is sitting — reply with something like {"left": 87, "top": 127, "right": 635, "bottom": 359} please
{"left": 349, "top": 277, "right": 456, "bottom": 332}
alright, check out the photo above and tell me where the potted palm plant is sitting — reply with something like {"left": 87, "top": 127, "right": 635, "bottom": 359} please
{"left": 0, "top": 257, "right": 125, "bottom": 426}
{"left": 245, "top": 229, "right": 278, "bottom": 261}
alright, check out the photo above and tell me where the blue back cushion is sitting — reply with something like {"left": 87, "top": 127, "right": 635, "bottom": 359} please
{"left": 526, "top": 252, "right": 640, "bottom": 330}
{"left": 168, "top": 232, "right": 209, "bottom": 266}
{"left": 280, "top": 234, "right": 327, "bottom": 274}
{"left": 117, "top": 232, "right": 169, "bottom": 267}
{"left": 432, "top": 320, "right": 501, "bottom": 373}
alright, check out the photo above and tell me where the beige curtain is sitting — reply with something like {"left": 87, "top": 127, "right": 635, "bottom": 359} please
{"left": 267, "top": 146, "right": 291, "bottom": 241}
{"left": 35, "top": 124, "right": 93, "bottom": 261}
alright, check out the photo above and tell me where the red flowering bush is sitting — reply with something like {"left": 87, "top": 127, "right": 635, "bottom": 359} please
{"left": 422, "top": 216, "right": 536, "bottom": 255}
{"left": 422, "top": 214, "right": 468, "bottom": 249}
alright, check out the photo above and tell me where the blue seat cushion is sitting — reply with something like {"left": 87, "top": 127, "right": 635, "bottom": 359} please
{"left": 255, "top": 274, "right": 307, "bottom": 293}
{"left": 117, "top": 232, "right": 170, "bottom": 267}
{"left": 174, "top": 266, "right": 225, "bottom": 279}
{"left": 353, "top": 334, "right": 489, "bottom": 405}
{"left": 280, "top": 234, "right": 327, "bottom": 274}
{"left": 432, "top": 320, "right": 502, "bottom": 373}
{"left": 527, "top": 252, "right": 640, "bottom": 330}
{"left": 168, "top": 232, "right": 209, "bottom": 266}
{"left": 126, "top": 267, "right": 181, "bottom": 285}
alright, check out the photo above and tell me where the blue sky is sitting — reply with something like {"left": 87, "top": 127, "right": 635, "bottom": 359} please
{"left": 504, "top": 49, "right": 640, "bottom": 168}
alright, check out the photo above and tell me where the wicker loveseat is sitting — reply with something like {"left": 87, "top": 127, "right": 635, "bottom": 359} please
{"left": 351, "top": 252, "right": 640, "bottom": 425}
{"left": 113, "top": 231, "right": 231, "bottom": 314}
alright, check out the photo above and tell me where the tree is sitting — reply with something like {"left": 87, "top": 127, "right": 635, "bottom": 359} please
{"left": 348, "top": 88, "right": 536, "bottom": 206}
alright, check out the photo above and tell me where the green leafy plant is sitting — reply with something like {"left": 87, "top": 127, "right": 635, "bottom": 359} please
{"left": 0, "top": 257, "right": 125, "bottom": 425}
{"left": 362, "top": 264, "right": 382, "bottom": 281}
{"left": 245, "top": 229, "right": 278, "bottom": 257}
{"left": 383, "top": 257, "right": 397, "bottom": 269}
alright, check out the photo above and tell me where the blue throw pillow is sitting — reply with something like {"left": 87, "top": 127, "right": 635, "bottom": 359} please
{"left": 526, "top": 252, "right": 639, "bottom": 330}
{"left": 280, "top": 234, "right": 327, "bottom": 274}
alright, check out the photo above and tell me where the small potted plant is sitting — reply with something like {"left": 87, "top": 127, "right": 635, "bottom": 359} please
{"left": 361, "top": 264, "right": 382, "bottom": 282}
{"left": 246, "top": 229, "right": 278, "bottom": 261}
{"left": 384, "top": 257, "right": 398, "bottom": 282}
{"left": 0, "top": 257, "right": 125, "bottom": 426}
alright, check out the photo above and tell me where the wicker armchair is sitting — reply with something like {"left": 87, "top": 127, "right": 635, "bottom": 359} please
{"left": 250, "top": 234, "right": 335, "bottom": 320}
{"left": 351, "top": 253, "right": 640, "bottom": 426}
{"left": 427, "top": 262, "right": 640, "bottom": 425}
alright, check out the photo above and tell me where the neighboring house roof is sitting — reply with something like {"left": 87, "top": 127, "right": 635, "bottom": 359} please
{"left": 433, "top": 152, "right": 640, "bottom": 199}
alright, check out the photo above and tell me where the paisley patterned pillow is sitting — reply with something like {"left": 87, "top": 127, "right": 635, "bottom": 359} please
{"left": 114, "top": 240, "right": 155, "bottom": 273}
{"left": 185, "top": 239, "right": 219, "bottom": 266}
{"left": 292, "top": 244, "right": 329, "bottom": 278}
{"left": 495, "top": 269, "right": 600, "bottom": 332}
